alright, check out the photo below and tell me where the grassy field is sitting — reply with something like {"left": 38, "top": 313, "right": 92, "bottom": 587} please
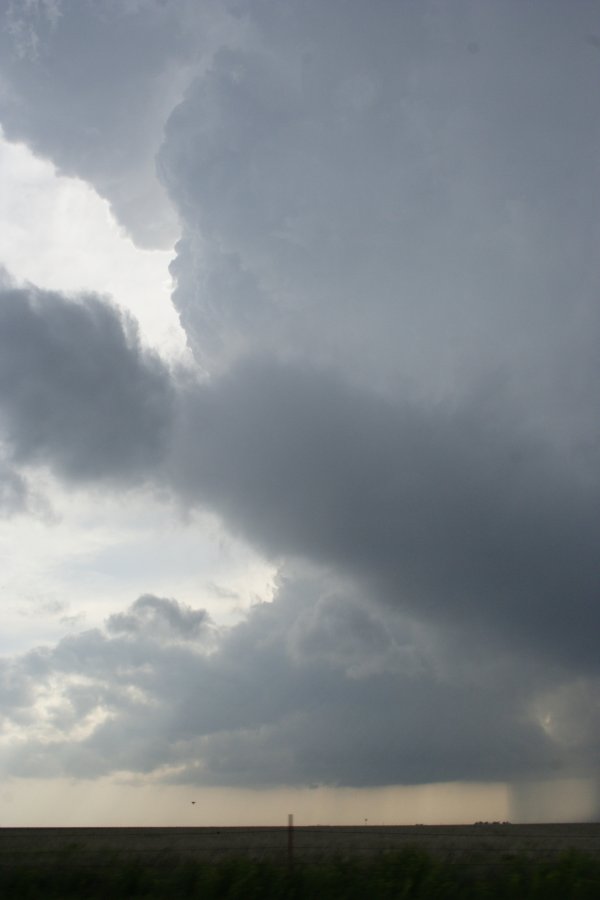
{"left": 2, "top": 825, "right": 600, "bottom": 897}
{"left": 2, "top": 823, "right": 600, "bottom": 864}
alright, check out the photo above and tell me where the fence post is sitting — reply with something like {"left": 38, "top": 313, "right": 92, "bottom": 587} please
{"left": 287, "top": 813, "right": 294, "bottom": 868}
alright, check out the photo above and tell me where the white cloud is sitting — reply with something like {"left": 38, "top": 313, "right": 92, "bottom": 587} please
{"left": 0, "top": 131, "right": 189, "bottom": 362}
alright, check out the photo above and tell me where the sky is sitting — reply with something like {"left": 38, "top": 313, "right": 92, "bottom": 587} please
{"left": 0, "top": 0, "right": 599, "bottom": 827}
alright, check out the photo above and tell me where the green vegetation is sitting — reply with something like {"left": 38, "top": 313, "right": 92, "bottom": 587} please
{"left": 2, "top": 848, "right": 600, "bottom": 898}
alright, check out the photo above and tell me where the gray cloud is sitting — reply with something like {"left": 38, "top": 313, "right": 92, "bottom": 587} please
{"left": 160, "top": 0, "right": 600, "bottom": 425}
{"left": 2, "top": 0, "right": 600, "bottom": 796}
{"left": 0, "top": 580, "right": 570, "bottom": 786}
{"left": 0, "top": 459, "right": 53, "bottom": 520}
{"left": 153, "top": 0, "right": 600, "bottom": 743}
{"left": 0, "top": 460, "right": 29, "bottom": 517}
{"left": 172, "top": 360, "right": 600, "bottom": 669}
{"left": 107, "top": 594, "right": 211, "bottom": 642}
{"left": 0, "top": 0, "right": 226, "bottom": 246}
{"left": 0, "top": 277, "right": 174, "bottom": 483}
{"left": 0, "top": 280, "right": 597, "bottom": 782}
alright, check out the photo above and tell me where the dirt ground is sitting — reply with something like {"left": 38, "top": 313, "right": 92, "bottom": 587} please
{"left": 2, "top": 823, "right": 600, "bottom": 865}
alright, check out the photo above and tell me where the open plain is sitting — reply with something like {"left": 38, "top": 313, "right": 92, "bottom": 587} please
{"left": 2, "top": 823, "right": 600, "bottom": 866}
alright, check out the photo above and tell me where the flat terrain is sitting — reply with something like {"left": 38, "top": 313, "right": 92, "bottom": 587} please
{"left": 2, "top": 823, "right": 600, "bottom": 865}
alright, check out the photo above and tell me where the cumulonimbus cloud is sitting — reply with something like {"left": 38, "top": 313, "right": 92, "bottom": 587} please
{"left": 1, "top": 0, "right": 600, "bottom": 794}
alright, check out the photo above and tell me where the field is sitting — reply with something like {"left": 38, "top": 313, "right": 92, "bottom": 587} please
{"left": 2, "top": 823, "right": 600, "bottom": 864}
{"left": 2, "top": 824, "right": 600, "bottom": 897}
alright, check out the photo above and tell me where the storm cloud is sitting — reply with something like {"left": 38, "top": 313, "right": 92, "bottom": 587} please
{"left": 0, "top": 581, "right": 570, "bottom": 786}
{"left": 160, "top": 0, "right": 600, "bottom": 422}
{"left": 173, "top": 360, "right": 600, "bottom": 669}
{"left": 0, "top": 0, "right": 220, "bottom": 246}
{"left": 0, "top": 0, "right": 600, "bottom": 800}
{"left": 0, "top": 276, "right": 174, "bottom": 483}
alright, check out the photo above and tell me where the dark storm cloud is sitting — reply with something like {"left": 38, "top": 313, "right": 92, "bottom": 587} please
{"left": 0, "top": 281, "right": 597, "bottom": 784}
{"left": 0, "top": 581, "right": 567, "bottom": 785}
{"left": 0, "top": 278, "right": 174, "bottom": 482}
{"left": 160, "top": 0, "right": 600, "bottom": 424}
{"left": 0, "top": 285, "right": 595, "bottom": 786}
{"left": 2, "top": 0, "right": 600, "bottom": 795}
{"left": 154, "top": 0, "right": 600, "bottom": 756}
{"left": 173, "top": 360, "right": 600, "bottom": 669}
